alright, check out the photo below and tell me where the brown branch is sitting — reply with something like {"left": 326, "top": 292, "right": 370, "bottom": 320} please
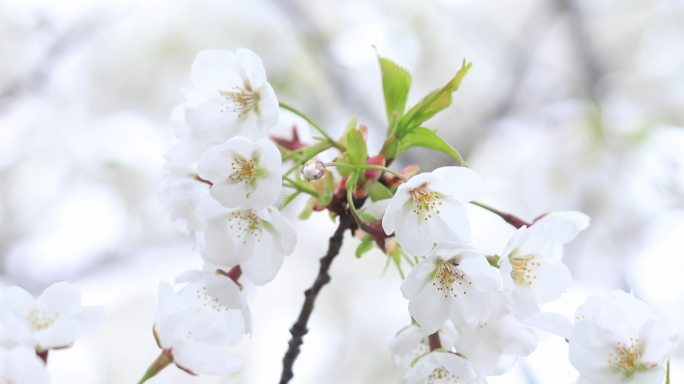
{"left": 279, "top": 212, "right": 356, "bottom": 384}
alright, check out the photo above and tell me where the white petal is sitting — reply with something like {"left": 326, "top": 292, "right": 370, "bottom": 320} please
{"left": 185, "top": 97, "right": 240, "bottom": 143}
{"left": 430, "top": 166, "right": 484, "bottom": 203}
{"left": 254, "top": 83, "right": 280, "bottom": 135}
{"left": 524, "top": 311, "right": 573, "bottom": 339}
{"left": 381, "top": 189, "right": 410, "bottom": 235}
{"left": 190, "top": 50, "right": 241, "bottom": 91}
{"left": 235, "top": 48, "right": 267, "bottom": 89}
{"left": 197, "top": 145, "right": 233, "bottom": 183}
{"left": 407, "top": 281, "right": 451, "bottom": 334}
{"left": 172, "top": 339, "right": 242, "bottom": 375}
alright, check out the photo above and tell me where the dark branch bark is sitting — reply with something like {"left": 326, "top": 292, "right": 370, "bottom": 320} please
{"left": 279, "top": 213, "right": 355, "bottom": 384}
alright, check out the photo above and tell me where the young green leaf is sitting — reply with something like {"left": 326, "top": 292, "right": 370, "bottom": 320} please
{"left": 368, "top": 181, "right": 393, "bottom": 202}
{"left": 396, "top": 60, "right": 472, "bottom": 138}
{"left": 377, "top": 55, "right": 412, "bottom": 135}
{"left": 398, "top": 127, "right": 465, "bottom": 165}
{"left": 346, "top": 127, "right": 367, "bottom": 166}
{"left": 355, "top": 235, "right": 375, "bottom": 258}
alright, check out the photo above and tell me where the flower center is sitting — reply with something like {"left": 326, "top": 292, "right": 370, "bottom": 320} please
{"left": 218, "top": 86, "right": 260, "bottom": 118}
{"left": 27, "top": 309, "right": 59, "bottom": 332}
{"left": 409, "top": 183, "right": 443, "bottom": 221}
{"left": 427, "top": 367, "right": 462, "bottom": 383}
{"left": 608, "top": 338, "right": 655, "bottom": 377}
{"left": 194, "top": 285, "right": 229, "bottom": 313}
{"left": 509, "top": 253, "right": 541, "bottom": 286}
{"left": 229, "top": 157, "right": 258, "bottom": 184}
{"left": 432, "top": 259, "right": 471, "bottom": 298}
{"left": 228, "top": 210, "right": 263, "bottom": 244}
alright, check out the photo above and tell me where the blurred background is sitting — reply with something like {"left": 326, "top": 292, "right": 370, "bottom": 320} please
{"left": 1, "top": 0, "right": 683, "bottom": 382}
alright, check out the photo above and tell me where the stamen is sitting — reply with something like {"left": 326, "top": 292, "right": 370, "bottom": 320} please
{"left": 607, "top": 338, "right": 656, "bottom": 377}
{"left": 409, "top": 183, "right": 443, "bottom": 221}
{"left": 427, "top": 367, "right": 461, "bottom": 383}
{"left": 27, "top": 309, "right": 59, "bottom": 332}
{"left": 228, "top": 210, "right": 263, "bottom": 245}
{"left": 509, "top": 254, "right": 540, "bottom": 286}
{"left": 218, "top": 86, "right": 260, "bottom": 118}
{"left": 228, "top": 157, "right": 257, "bottom": 183}
{"left": 432, "top": 259, "right": 471, "bottom": 298}
{"left": 194, "top": 285, "right": 229, "bottom": 312}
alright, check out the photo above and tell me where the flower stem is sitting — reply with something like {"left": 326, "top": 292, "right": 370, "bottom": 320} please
{"left": 279, "top": 213, "right": 356, "bottom": 384}
{"left": 36, "top": 350, "right": 48, "bottom": 363}
{"left": 666, "top": 359, "right": 671, "bottom": 384}
{"left": 283, "top": 176, "right": 319, "bottom": 196}
{"left": 137, "top": 350, "right": 173, "bottom": 384}
{"left": 470, "top": 200, "right": 531, "bottom": 229}
{"left": 326, "top": 162, "right": 407, "bottom": 180}
{"left": 279, "top": 102, "right": 343, "bottom": 150}
{"left": 428, "top": 332, "right": 442, "bottom": 351}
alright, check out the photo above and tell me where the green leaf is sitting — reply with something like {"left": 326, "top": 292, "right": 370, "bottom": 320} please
{"left": 380, "top": 136, "right": 399, "bottom": 161}
{"left": 298, "top": 198, "right": 315, "bottom": 220}
{"left": 346, "top": 126, "right": 367, "bottom": 166}
{"left": 369, "top": 181, "right": 393, "bottom": 202}
{"left": 355, "top": 235, "right": 374, "bottom": 258}
{"left": 377, "top": 55, "right": 412, "bottom": 135}
{"left": 314, "top": 172, "right": 335, "bottom": 206}
{"left": 398, "top": 127, "right": 465, "bottom": 165}
{"left": 396, "top": 60, "right": 472, "bottom": 138}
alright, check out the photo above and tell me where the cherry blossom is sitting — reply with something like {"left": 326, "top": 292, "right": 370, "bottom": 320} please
{"left": 382, "top": 166, "right": 483, "bottom": 256}
{"left": 1, "top": 282, "right": 105, "bottom": 351}
{"left": 569, "top": 291, "right": 678, "bottom": 384}
{"left": 401, "top": 242, "right": 506, "bottom": 334}
{"left": 499, "top": 211, "right": 590, "bottom": 317}
{"left": 197, "top": 136, "right": 283, "bottom": 209}
{"left": 201, "top": 207, "right": 296, "bottom": 285}
{"left": 153, "top": 282, "right": 247, "bottom": 375}
{"left": 400, "top": 351, "right": 485, "bottom": 384}
{"left": 390, "top": 323, "right": 458, "bottom": 368}
{"left": 0, "top": 346, "right": 50, "bottom": 384}
{"left": 185, "top": 48, "right": 279, "bottom": 142}
{"left": 452, "top": 314, "right": 538, "bottom": 375}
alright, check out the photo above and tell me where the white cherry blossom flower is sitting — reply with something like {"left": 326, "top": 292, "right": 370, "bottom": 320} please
{"left": 499, "top": 211, "right": 590, "bottom": 317}
{"left": 452, "top": 314, "right": 538, "bottom": 375}
{"left": 569, "top": 291, "right": 678, "bottom": 384}
{"left": 201, "top": 207, "right": 296, "bottom": 285}
{"left": 390, "top": 323, "right": 458, "bottom": 368}
{"left": 1, "top": 282, "right": 105, "bottom": 351}
{"left": 0, "top": 346, "right": 50, "bottom": 384}
{"left": 153, "top": 281, "right": 247, "bottom": 375}
{"left": 198, "top": 136, "right": 282, "bottom": 209}
{"left": 401, "top": 242, "right": 507, "bottom": 334}
{"left": 382, "top": 166, "right": 483, "bottom": 256}
{"left": 400, "top": 351, "right": 484, "bottom": 384}
{"left": 185, "top": 48, "right": 279, "bottom": 142}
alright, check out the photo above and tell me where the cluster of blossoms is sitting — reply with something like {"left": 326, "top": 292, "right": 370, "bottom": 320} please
{"left": 0, "top": 282, "right": 104, "bottom": 383}
{"left": 384, "top": 168, "right": 679, "bottom": 383}
{"left": 151, "top": 47, "right": 679, "bottom": 384}
{"left": 151, "top": 48, "right": 296, "bottom": 380}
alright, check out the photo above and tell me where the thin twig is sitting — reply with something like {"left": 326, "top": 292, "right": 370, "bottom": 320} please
{"left": 279, "top": 213, "right": 356, "bottom": 384}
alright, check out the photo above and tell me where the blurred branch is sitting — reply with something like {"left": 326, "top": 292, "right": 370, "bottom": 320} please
{"left": 0, "top": 20, "right": 98, "bottom": 112}
{"left": 270, "top": 0, "right": 382, "bottom": 129}
{"left": 558, "top": 0, "right": 605, "bottom": 101}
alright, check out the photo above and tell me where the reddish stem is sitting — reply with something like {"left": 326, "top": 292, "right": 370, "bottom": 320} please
{"left": 428, "top": 332, "right": 442, "bottom": 351}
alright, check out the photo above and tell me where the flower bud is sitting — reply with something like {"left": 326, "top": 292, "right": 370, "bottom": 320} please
{"left": 301, "top": 159, "right": 326, "bottom": 180}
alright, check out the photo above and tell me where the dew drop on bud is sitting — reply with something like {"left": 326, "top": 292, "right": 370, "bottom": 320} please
{"left": 301, "top": 159, "right": 326, "bottom": 180}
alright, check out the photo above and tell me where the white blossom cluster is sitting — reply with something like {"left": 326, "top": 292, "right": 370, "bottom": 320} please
{"left": 157, "top": 48, "right": 296, "bottom": 376}
{"left": 382, "top": 167, "right": 678, "bottom": 383}
{"left": 0, "top": 282, "right": 104, "bottom": 383}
